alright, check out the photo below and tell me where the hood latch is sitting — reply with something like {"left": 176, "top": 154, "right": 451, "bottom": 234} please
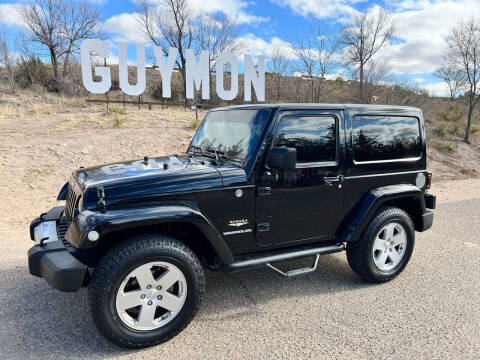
{"left": 97, "top": 186, "right": 106, "bottom": 207}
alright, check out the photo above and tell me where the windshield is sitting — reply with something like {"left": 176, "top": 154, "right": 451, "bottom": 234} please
{"left": 189, "top": 109, "right": 271, "bottom": 161}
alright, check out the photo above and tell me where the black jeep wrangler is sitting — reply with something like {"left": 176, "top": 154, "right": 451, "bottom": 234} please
{"left": 28, "top": 104, "right": 436, "bottom": 348}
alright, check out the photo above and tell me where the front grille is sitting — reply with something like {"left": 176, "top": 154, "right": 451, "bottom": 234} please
{"left": 57, "top": 216, "right": 75, "bottom": 251}
{"left": 65, "top": 179, "right": 82, "bottom": 221}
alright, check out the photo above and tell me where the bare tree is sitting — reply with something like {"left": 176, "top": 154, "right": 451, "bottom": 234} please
{"left": 0, "top": 14, "right": 16, "bottom": 91}
{"left": 195, "top": 13, "right": 242, "bottom": 68}
{"left": 269, "top": 46, "right": 289, "bottom": 101}
{"left": 361, "top": 59, "right": 391, "bottom": 103}
{"left": 291, "top": 25, "right": 341, "bottom": 102}
{"left": 136, "top": 0, "right": 242, "bottom": 101}
{"left": 445, "top": 17, "right": 480, "bottom": 143}
{"left": 341, "top": 8, "right": 395, "bottom": 103}
{"left": 18, "top": 0, "right": 65, "bottom": 81}
{"left": 18, "top": 0, "right": 100, "bottom": 83}
{"left": 434, "top": 62, "right": 465, "bottom": 101}
{"left": 60, "top": 1, "right": 101, "bottom": 78}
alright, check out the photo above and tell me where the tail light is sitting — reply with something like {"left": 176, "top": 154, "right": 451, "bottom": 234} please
{"left": 426, "top": 172, "right": 432, "bottom": 189}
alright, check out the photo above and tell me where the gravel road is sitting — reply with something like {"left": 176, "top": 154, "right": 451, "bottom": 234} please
{"left": 1, "top": 197, "right": 479, "bottom": 360}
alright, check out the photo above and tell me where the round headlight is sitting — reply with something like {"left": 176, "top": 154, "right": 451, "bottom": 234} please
{"left": 415, "top": 173, "right": 426, "bottom": 189}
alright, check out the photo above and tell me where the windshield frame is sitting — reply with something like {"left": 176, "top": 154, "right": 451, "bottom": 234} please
{"left": 187, "top": 108, "right": 274, "bottom": 169}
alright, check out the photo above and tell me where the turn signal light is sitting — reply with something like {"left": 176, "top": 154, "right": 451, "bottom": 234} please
{"left": 426, "top": 172, "right": 432, "bottom": 189}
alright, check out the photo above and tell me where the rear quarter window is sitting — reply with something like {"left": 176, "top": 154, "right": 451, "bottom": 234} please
{"left": 352, "top": 116, "right": 422, "bottom": 162}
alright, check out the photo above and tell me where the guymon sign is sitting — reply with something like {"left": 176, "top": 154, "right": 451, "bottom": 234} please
{"left": 80, "top": 39, "right": 265, "bottom": 101}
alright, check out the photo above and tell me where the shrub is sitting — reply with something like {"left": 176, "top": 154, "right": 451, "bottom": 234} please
{"left": 435, "top": 112, "right": 448, "bottom": 123}
{"left": 150, "top": 82, "right": 163, "bottom": 100}
{"left": 112, "top": 113, "right": 124, "bottom": 127}
{"left": 436, "top": 123, "right": 447, "bottom": 138}
{"left": 190, "top": 117, "right": 201, "bottom": 129}
{"left": 109, "top": 105, "right": 126, "bottom": 115}
{"left": 14, "top": 56, "right": 49, "bottom": 89}
{"left": 439, "top": 142, "right": 454, "bottom": 152}
{"left": 471, "top": 126, "right": 479, "bottom": 135}
{"left": 452, "top": 122, "right": 462, "bottom": 136}
{"left": 70, "top": 99, "right": 85, "bottom": 108}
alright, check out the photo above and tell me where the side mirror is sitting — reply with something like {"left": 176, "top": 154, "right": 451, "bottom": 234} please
{"left": 267, "top": 147, "right": 297, "bottom": 170}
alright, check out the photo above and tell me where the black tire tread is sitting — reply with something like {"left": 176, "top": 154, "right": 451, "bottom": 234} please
{"left": 89, "top": 234, "right": 205, "bottom": 349}
{"left": 346, "top": 206, "right": 414, "bottom": 283}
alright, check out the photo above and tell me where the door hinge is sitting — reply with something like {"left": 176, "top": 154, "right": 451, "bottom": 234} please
{"left": 257, "top": 186, "right": 271, "bottom": 196}
{"left": 257, "top": 223, "right": 270, "bottom": 232}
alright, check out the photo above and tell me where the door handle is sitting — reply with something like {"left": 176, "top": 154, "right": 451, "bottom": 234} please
{"left": 323, "top": 175, "right": 344, "bottom": 186}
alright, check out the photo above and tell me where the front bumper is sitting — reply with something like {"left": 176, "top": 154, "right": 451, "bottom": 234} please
{"left": 28, "top": 207, "right": 87, "bottom": 292}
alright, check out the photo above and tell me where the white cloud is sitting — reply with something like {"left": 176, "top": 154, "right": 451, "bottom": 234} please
{"left": 377, "top": 0, "right": 480, "bottom": 75}
{"left": 101, "top": 13, "right": 148, "bottom": 43}
{"left": 236, "top": 33, "right": 296, "bottom": 59}
{"left": 189, "top": 0, "right": 269, "bottom": 24}
{"left": 271, "top": 0, "right": 364, "bottom": 21}
{"left": 143, "top": 0, "right": 268, "bottom": 24}
{"left": 0, "top": 3, "right": 27, "bottom": 28}
{"left": 273, "top": 0, "right": 480, "bottom": 79}
{"left": 420, "top": 81, "right": 450, "bottom": 97}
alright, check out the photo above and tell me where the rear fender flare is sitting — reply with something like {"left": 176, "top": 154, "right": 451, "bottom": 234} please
{"left": 65, "top": 201, "right": 234, "bottom": 265}
{"left": 337, "top": 184, "right": 426, "bottom": 243}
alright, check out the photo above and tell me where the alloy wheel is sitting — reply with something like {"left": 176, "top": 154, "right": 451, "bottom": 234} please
{"left": 115, "top": 261, "right": 187, "bottom": 331}
{"left": 372, "top": 222, "right": 408, "bottom": 271}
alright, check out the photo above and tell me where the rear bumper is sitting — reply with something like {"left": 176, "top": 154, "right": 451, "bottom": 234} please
{"left": 418, "top": 193, "right": 436, "bottom": 232}
{"left": 419, "top": 210, "right": 434, "bottom": 232}
{"left": 28, "top": 207, "right": 87, "bottom": 292}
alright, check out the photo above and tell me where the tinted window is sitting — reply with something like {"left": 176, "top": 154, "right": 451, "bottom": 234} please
{"left": 353, "top": 116, "right": 422, "bottom": 162}
{"left": 274, "top": 116, "right": 336, "bottom": 163}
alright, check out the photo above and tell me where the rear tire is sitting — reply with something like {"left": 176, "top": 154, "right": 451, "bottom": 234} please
{"left": 346, "top": 206, "right": 415, "bottom": 283}
{"left": 89, "top": 234, "right": 205, "bottom": 348}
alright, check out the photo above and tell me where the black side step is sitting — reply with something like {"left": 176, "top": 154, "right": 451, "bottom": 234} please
{"left": 216, "top": 243, "right": 345, "bottom": 273}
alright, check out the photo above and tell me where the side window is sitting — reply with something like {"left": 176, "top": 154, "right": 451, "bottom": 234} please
{"left": 274, "top": 116, "right": 337, "bottom": 164}
{"left": 353, "top": 116, "right": 422, "bottom": 162}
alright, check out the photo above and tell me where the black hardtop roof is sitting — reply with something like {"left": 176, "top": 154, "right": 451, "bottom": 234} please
{"left": 211, "top": 103, "right": 423, "bottom": 116}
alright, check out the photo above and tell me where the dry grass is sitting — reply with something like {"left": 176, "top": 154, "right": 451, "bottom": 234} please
{"left": 439, "top": 141, "right": 454, "bottom": 152}
{"left": 452, "top": 122, "right": 462, "bottom": 136}
{"left": 0, "top": 105, "right": 17, "bottom": 120}
{"left": 436, "top": 123, "right": 447, "bottom": 138}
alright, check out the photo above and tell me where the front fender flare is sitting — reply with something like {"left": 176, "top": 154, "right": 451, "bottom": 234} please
{"left": 65, "top": 202, "right": 234, "bottom": 265}
{"left": 337, "top": 184, "right": 426, "bottom": 243}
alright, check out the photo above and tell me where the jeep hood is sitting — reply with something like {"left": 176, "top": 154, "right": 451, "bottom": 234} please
{"left": 74, "top": 155, "right": 232, "bottom": 201}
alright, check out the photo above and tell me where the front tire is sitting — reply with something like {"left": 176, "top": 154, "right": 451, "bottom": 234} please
{"left": 346, "top": 206, "right": 415, "bottom": 283}
{"left": 89, "top": 234, "right": 205, "bottom": 348}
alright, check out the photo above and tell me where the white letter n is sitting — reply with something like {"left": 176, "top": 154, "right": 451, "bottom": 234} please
{"left": 244, "top": 54, "right": 265, "bottom": 102}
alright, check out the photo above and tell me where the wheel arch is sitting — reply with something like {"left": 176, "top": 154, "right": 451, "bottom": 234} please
{"left": 65, "top": 202, "right": 234, "bottom": 266}
{"left": 337, "top": 184, "right": 426, "bottom": 243}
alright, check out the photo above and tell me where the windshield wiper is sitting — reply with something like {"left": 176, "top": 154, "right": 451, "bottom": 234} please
{"left": 190, "top": 145, "right": 218, "bottom": 160}
{"left": 203, "top": 148, "right": 242, "bottom": 163}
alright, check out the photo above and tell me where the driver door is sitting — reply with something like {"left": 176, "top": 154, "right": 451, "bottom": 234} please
{"left": 255, "top": 111, "right": 345, "bottom": 246}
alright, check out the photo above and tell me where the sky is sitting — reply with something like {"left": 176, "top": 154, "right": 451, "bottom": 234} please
{"left": 1, "top": 0, "right": 480, "bottom": 96}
